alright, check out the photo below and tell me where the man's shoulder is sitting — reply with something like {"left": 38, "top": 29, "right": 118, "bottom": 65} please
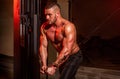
{"left": 63, "top": 19, "right": 74, "bottom": 25}
{"left": 64, "top": 20, "right": 75, "bottom": 28}
{"left": 41, "top": 22, "right": 48, "bottom": 28}
{"left": 40, "top": 22, "right": 48, "bottom": 34}
{"left": 63, "top": 20, "right": 76, "bottom": 32}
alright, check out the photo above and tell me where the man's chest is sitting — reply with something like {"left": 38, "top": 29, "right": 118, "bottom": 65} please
{"left": 45, "top": 26, "right": 65, "bottom": 43}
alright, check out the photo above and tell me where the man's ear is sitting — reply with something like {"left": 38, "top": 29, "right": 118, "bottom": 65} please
{"left": 56, "top": 11, "right": 60, "bottom": 17}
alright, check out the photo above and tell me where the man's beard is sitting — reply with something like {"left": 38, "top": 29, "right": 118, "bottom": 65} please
{"left": 48, "top": 16, "right": 57, "bottom": 24}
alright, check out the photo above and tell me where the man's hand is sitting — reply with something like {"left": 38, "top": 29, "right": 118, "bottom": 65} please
{"left": 40, "top": 65, "right": 47, "bottom": 74}
{"left": 46, "top": 66, "right": 56, "bottom": 75}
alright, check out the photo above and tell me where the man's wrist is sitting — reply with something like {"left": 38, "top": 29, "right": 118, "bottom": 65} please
{"left": 52, "top": 62, "right": 59, "bottom": 68}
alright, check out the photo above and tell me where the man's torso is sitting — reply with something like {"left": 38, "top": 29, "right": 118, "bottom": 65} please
{"left": 43, "top": 21, "right": 79, "bottom": 53}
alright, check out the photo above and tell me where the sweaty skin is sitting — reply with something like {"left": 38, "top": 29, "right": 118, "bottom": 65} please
{"left": 39, "top": 4, "right": 80, "bottom": 75}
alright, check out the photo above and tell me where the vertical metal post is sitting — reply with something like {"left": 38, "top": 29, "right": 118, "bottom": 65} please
{"left": 68, "top": 0, "right": 72, "bottom": 21}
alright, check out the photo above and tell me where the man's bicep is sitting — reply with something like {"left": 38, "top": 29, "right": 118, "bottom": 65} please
{"left": 65, "top": 25, "right": 75, "bottom": 48}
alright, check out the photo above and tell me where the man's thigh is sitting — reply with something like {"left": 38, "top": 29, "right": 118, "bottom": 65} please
{"left": 59, "top": 51, "right": 83, "bottom": 79}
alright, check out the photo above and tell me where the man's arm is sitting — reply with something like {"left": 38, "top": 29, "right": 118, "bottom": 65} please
{"left": 53, "top": 23, "right": 76, "bottom": 67}
{"left": 39, "top": 25, "right": 48, "bottom": 73}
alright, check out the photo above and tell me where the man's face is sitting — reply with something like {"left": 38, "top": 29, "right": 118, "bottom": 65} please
{"left": 44, "top": 8, "right": 57, "bottom": 24}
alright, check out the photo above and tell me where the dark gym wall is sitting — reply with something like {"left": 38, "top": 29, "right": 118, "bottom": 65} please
{"left": 70, "top": 0, "right": 120, "bottom": 70}
{"left": 71, "top": 0, "right": 120, "bottom": 39}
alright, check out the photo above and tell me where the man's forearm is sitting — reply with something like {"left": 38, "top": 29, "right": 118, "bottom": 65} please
{"left": 39, "top": 53, "right": 47, "bottom": 66}
{"left": 53, "top": 52, "right": 70, "bottom": 67}
{"left": 39, "top": 47, "right": 48, "bottom": 66}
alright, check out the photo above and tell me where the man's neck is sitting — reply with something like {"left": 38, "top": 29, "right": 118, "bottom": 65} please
{"left": 55, "top": 17, "right": 64, "bottom": 28}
